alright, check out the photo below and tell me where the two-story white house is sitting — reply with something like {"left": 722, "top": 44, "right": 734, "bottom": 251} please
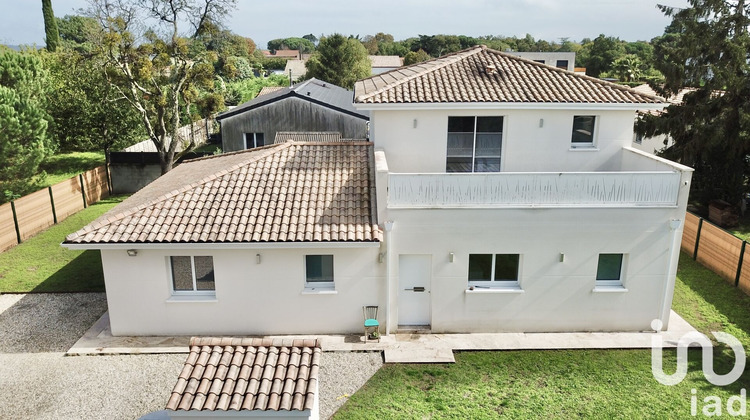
{"left": 63, "top": 46, "right": 691, "bottom": 336}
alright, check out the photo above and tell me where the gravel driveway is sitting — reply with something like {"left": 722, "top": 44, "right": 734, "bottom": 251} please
{"left": 0, "top": 293, "right": 382, "bottom": 419}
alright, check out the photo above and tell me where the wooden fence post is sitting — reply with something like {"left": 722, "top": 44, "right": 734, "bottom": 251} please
{"left": 79, "top": 173, "right": 88, "bottom": 208}
{"left": 693, "top": 217, "right": 704, "bottom": 260}
{"left": 48, "top": 186, "right": 57, "bottom": 224}
{"left": 736, "top": 240, "right": 747, "bottom": 287}
{"left": 10, "top": 200, "right": 21, "bottom": 245}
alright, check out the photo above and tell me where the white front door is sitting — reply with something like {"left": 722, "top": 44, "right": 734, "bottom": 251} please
{"left": 398, "top": 254, "right": 431, "bottom": 326}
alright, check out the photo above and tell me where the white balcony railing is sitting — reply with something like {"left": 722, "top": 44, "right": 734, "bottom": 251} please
{"left": 387, "top": 172, "right": 682, "bottom": 208}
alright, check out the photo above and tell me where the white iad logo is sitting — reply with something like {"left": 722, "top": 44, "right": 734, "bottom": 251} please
{"left": 651, "top": 319, "right": 746, "bottom": 386}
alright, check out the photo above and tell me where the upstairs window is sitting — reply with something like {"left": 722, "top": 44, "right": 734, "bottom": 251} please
{"left": 170, "top": 256, "right": 215, "bottom": 294}
{"left": 446, "top": 116, "right": 503, "bottom": 172}
{"left": 571, "top": 115, "right": 596, "bottom": 148}
{"left": 556, "top": 60, "right": 569, "bottom": 69}
{"left": 244, "top": 132, "right": 265, "bottom": 149}
{"left": 468, "top": 254, "right": 520, "bottom": 288}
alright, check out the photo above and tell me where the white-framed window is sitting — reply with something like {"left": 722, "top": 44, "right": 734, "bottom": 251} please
{"left": 244, "top": 132, "right": 265, "bottom": 149}
{"left": 170, "top": 256, "right": 215, "bottom": 294}
{"left": 446, "top": 116, "right": 503, "bottom": 172}
{"left": 571, "top": 115, "right": 596, "bottom": 148}
{"left": 596, "top": 253, "right": 625, "bottom": 287}
{"left": 305, "top": 255, "right": 334, "bottom": 289}
{"left": 468, "top": 254, "right": 520, "bottom": 288}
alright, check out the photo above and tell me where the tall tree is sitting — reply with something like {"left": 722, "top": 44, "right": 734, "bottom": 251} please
{"left": 0, "top": 50, "right": 55, "bottom": 199}
{"left": 42, "top": 0, "right": 60, "bottom": 52}
{"left": 578, "top": 35, "right": 625, "bottom": 77}
{"left": 637, "top": 0, "right": 750, "bottom": 205}
{"left": 305, "top": 34, "right": 370, "bottom": 89}
{"left": 44, "top": 48, "right": 144, "bottom": 153}
{"left": 88, "top": 0, "right": 235, "bottom": 174}
{"left": 403, "top": 49, "right": 430, "bottom": 65}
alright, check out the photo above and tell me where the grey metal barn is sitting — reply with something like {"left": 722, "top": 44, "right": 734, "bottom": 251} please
{"left": 217, "top": 78, "right": 370, "bottom": 152}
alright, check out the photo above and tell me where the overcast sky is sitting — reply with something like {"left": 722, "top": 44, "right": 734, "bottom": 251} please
{"left": 1, "top": 0, "right": 688, "bottom": 49}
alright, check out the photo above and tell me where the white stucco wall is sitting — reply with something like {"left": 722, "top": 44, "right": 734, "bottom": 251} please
{"left": 383, "top": 206, "right": 685, "bottom": 333}
{"left": 369, "top": 108, "right": 637, "bottom": 173}
{"left": 101, "top": 246, "right": 383, "bottom": 336}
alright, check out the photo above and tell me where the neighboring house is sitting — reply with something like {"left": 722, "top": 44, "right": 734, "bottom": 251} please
{"left": 262, "top": 49, "right": 301, "bottom": 60}
{"left": 284, "top": 59, "right": 307, "bottom": 82}
{"left": 283, "top": 56, "right": 403, "bottom": 82}
{"left": 216, "top": 78, "right": 369, "bottom": 152}
{"left": 507, "top": 51, "right": 576, "bottom": 72}
{"left": 64, "top": 46, "right": 692, "bottom": 336}
{"left": 631, "top": 84, "right": 693, "bottom": 154}
{"left": 369, "top": 55, "right": 403, "bottom": 74}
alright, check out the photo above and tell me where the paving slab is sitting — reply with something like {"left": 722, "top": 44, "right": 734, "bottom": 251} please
{"left": 384, "top": 347, "right": 456, "bottom": 363}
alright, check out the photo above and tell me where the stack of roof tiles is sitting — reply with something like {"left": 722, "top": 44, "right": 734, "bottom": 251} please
{"left": 64, "top": 142, "right": 381, "bottom": 244}
{"left": 354, "top": 45, "right": 663, "bottom": 105}
{"left": 166, "top": 337, "right": 321, "bottom": 412}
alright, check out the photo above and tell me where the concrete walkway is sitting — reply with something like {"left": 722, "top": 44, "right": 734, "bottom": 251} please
{"left": 68, "top": 311, "right": 697, "bottom": 363}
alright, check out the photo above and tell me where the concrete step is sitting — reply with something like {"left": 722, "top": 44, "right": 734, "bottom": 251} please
{"left": 396, "top": 325, "right": 431, "bottom": 334}
{"left": 384, "top": 347, "right": 455, "bottom": 363}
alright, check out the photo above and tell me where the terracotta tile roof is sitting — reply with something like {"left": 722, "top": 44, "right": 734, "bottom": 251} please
{"left": 632, "top": 84, "right": 696, "bottom": 104}
{"left": 64, "top": 142, "right": 381, "bottom": 244}
{"left": 256, "top": 86, "right": 285, "bottom": 97}
{"left": 166, "top": 338, "right": 321, "bottom": 412}
{"left": 354, "top": 45, "right": 664, "bottom": 105}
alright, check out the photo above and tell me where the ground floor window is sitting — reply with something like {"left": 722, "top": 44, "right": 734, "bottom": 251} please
{"left": 468, "top": 254, "right": 520, "bottom": 287}
{"left": 305, "top": 255, "right": 334, "bottom": 289}
{"left": 170, "top": 256, "right": 215, "bottom": 294}
{"left": 596, "top": 253, "right": 624, "bottom": 286}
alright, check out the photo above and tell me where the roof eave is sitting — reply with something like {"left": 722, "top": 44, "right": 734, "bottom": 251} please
{"left": 61, "top": 241, "right": 382, "bottom": 250}
{"left": 354, "top": 102, "right": 666, "bottom": 111}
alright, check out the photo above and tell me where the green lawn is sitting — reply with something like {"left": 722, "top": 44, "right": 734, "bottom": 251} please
{"left": 0, "top": 195, "right": 126, "bottom": 292}
{"left": 39, "top": 151, "right": 106, "bottom": 186}
{"left": 335, "top": 253, "right": 750, "bottom": 419}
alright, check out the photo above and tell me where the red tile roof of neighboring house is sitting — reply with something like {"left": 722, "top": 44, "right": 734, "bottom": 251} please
{"left": 354, "top": 45, "right": 664, "bottom": 105}
{"left": 64, "top": 142, "right": 381, "bottom": 244}
{"left": 256, "top": 86, "right": 285, "bottom": 97}
{"left": 272, "top": 49, "right": 301, "bottom": 59}
{"left": 166, "top": 338, "right": 321, "bottom": 412}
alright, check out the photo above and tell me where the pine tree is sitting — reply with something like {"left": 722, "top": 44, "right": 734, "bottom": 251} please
{"left": 42, "top": 0, "right": 60, "bottom": 52}
{"left": 637, "top": 0, "right": 750, "bottom": 206}
{"left": 304, "top": 34, "right": 371, "bottom": 89}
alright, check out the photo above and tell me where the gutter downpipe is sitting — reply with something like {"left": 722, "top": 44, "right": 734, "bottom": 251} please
{"left": 384, "top": 220, "right": 394, "bottom": 335}
{"left": 659, "top": 218, "right": 683, "bottom": 327}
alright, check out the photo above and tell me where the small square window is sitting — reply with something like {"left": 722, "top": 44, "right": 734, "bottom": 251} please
{"left": 170, "top": 256, "right": 215, "bottom": 294}
{"left": 596, "top": 254, "right": 624, "bottom": 286}
{"left": 571, "top": 116, "right": 596, "bottom": 147}
{"left": 556, "top": 60, "right": 569, "bottom": 69}
{"left": 305, "top": 255, "right": 334, "bottom": 288}
{"left": 468, "top": 254, "right": 520, "bottom": 288}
